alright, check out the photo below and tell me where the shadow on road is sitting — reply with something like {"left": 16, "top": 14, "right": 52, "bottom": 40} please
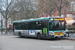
{"left": 15, "top": 37, "right": 67, "bottom": 41}
{"left": 0, "top": 35, "right": 68, "bottom": 41}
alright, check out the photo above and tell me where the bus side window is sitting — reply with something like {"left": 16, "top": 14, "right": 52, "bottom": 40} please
{"left": 42, "top": 22, "right": 48, "bottom": 28}
{"left": 23, "top": 23, "right": 28, "bottom": 30}
{"left": 28, "top": 22, "right": 32, "bottom": 30}
{"left": 28, "top": 21, "right": 42, "bottom": 30}
{"left": 36, "top": 21, "right": 42, "bottom": 30}
{"left": 28, "top": 22, "right": 36, "bottom": 30}
{"left": 15, "top": 23, "right": 19, "bottom": 30}
{"left": 49, "top": 22, "right": 53, "bottom": 30}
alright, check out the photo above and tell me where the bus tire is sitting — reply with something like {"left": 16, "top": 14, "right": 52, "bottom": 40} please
{"left": 18, "top": 32, "right": 23, "bottom": 38}
{"left": 37, "top": 34, "right": 41, "bottom": 39}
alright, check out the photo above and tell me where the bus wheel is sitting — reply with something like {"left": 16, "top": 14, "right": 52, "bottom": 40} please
{"left": 37, "top": 34, "right": 41, "bottom": 39}
{"left": 18, "top": 32, "right": 22, "bottom": 38}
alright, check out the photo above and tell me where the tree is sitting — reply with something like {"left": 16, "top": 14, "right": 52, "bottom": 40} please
{"left": 38, "top": 0, "right": 55, "bottom": 17}
{"left": 53, "top": 0, "right": 69, "bottom": 16}
{"left": 10, "top": 0, "right": 38, "bottom": 20}
{"left": 38, "top": 0, "right": 45, "bottom": 17}
{"left": 0, "top": 0, "right": 14, "bottom": 34}
{"left": 46, "top": 0, "right": 55, "bottom": 16}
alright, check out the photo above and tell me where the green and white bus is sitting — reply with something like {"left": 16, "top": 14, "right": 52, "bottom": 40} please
{"left": 13, "top": 17, "right": 66, "bottom": 39}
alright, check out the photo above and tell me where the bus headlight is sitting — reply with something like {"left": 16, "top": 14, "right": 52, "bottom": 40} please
{"left": 49, "top": 32, "right": 54, "bottom": 35}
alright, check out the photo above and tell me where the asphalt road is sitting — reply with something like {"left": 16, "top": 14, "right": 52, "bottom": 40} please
{"left": 0, "top": 35, "right": 75, "bottom": 50}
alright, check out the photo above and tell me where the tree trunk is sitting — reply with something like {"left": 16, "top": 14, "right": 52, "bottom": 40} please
{"left": 59, "top": 10, "right": 61, "bottom": 17}
{"left": 5, "top": 19, "right": 8, "bottom": 34}
{"left": 50, "top": 12, "right": 52, "bottom": 17}
{"left": 46, "top": 13, "right": 47, "bottom": 17}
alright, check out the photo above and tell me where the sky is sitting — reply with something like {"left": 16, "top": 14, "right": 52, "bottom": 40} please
{"left": 0, "top": 0, "right": 11, "bottom": 10}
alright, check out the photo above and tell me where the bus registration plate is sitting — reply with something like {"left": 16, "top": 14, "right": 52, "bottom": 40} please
{"left": 54, "top": 32, "right": 64, "bottom": 36}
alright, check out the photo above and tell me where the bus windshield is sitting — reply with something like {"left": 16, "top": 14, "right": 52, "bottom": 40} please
{"left": 49, "top": 20, "right": 65, "bottom": 31}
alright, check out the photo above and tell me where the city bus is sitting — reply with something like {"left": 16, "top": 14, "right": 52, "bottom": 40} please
{"left": 13, "top": 17, "right": 66, "bottom": 39}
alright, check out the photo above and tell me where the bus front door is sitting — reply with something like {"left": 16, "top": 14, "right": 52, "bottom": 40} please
{"left": 42, "top": 21, "right": 48, "bottom": 37}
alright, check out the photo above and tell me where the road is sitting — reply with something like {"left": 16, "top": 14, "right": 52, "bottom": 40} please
{"left": 0, "top": 35, "right": 75, "bottom": 50}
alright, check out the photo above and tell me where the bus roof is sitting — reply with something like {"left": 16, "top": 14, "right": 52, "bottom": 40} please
{"left": 13, "top": 17, "right": 64, "bottom": 23}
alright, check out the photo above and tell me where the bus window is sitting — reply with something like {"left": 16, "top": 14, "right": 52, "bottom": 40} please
{"left": 28, "top": 22, "right": 32, "bottom": 30}
{"left": 49, "top": 22, "right": 53, "bottom": 30}
{"left": 22, "top": 23, "right": 28, "bottom": 30}
{"left": 14, "top": 23, "right": 25, "bottom": 30}
{"left": 36, "top": 21, "right": 42, "bottom": 30}
{"left": 53, "top": 20, "right": 65, "bottom": 30}
{"left": 42, "top": 22, "right": 48, "bottom": 34}
{"left": 14, "top": 23, "right": 19, "bottom": 30}
{"left": 42, "top": 22, "right": 48, "bottom": 28}
{"left": 28, "top": 21, "right": 42, "bottom": 30}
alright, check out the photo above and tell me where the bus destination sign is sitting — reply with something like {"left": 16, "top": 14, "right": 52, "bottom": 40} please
{"left": 54, "top": 18, "right": 64, "bottom": 20}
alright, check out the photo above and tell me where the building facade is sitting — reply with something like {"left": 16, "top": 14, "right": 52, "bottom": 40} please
{"left": 0, "top": 13, "right": 11, "bottom": 29}
{"left": 38, "top": 0, "right": 75, "bottom": 17}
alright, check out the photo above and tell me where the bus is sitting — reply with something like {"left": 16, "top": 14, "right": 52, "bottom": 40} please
{"left": 13, "top": 17, "right": 66, "bottom": 39}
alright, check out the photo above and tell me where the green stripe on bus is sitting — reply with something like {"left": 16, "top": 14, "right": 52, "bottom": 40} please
{"left": 13, "top": 18, "right": 49, "bottom": 23}
{"left": 50, "top": 30, "right": 65, "bottom": 32}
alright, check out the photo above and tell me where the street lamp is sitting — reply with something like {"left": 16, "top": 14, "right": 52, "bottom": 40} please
{"left": 1, "top": 14, "right": 3, "bottom": 34}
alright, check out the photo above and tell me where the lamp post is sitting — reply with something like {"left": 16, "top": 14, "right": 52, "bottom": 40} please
{"left": 1, "top": 14, "right": 3, "bottom": 34}
{"left": 0, "top": 9, "right": 3, "bottom": 34}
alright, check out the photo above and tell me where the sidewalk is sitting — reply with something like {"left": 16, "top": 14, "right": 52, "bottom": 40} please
{"left": 0, "top": 32, "right": 13, "bottom": 35}
{"left": 64, "top": 37, "right": 75, "bottom": 40}
{"left": 64, "top": 33, "right": 75, "bottom": 40}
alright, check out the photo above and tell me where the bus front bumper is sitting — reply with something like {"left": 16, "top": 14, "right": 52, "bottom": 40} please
{"left": 49, "top": 35, "right": 64, "bottom": 39}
